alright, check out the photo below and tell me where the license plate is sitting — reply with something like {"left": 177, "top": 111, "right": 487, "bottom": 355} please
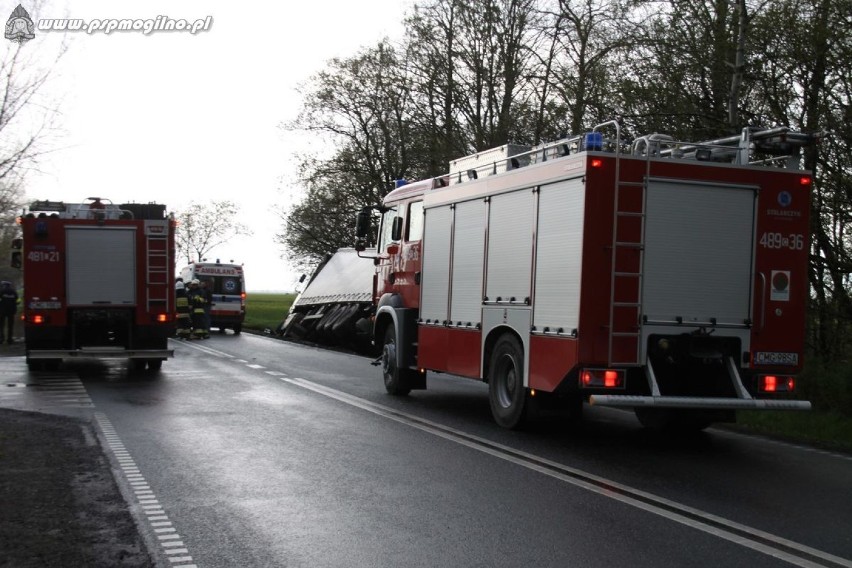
{"left": 754, "top": 352, "right": 799, "bottom": 366}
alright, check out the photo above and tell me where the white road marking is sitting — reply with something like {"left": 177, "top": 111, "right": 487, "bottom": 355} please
{"left": 95, "top": 413, "right": 195, "bottom": 567}
{"left": 283, "top": 377, "right": 852, "bottom": 568}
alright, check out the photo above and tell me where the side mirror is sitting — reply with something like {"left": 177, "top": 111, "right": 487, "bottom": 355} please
{"left": 10, "top": 251, "right": 21, "bottom": 269}
{"left": 355, "top": 207, "right": 370, "bottom": 239}
{"left": 391, "top": 217, "right": 403, "bottom": 242}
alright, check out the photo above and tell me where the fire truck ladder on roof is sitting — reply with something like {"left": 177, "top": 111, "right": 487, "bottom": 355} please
{"left": 146, "top": 231, "right": 170, "bottom": 313}
{"left": 597, "top": 121, "right": 645, "bottom": 367}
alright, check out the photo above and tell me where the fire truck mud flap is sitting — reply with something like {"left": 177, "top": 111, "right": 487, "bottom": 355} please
{"left": 588, "top": 395, "right": 811, "bottom": 411}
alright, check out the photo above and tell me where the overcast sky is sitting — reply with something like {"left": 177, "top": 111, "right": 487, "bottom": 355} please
{"left": 19, "top": 0, "right": 410, "bottom": 291}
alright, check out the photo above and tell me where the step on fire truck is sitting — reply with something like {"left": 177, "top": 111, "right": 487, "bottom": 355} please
{"left": 12, "top": 198, "right": 176, "bottom": 371}
{"left": 355, "top": 122, "right": 816, "bottom": 430}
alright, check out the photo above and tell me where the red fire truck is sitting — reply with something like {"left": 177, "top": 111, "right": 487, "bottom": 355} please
{"left": 13, "top": 198, "right": 176, "bottom": 371}
{"left": 355, "top": 122, "right": 816, "bottom": 429}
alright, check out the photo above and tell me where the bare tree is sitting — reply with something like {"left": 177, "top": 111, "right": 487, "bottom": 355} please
{"left": 0, "top": 15, "right": 67, "bottom": 285}
{"left": 176, "top": 201, "right": 251, "bottom": 264}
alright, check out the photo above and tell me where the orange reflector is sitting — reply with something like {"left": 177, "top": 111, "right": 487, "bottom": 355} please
{"left": 590, "top": 158, "right": 603, "bottom": 168}
{"left": 156, "top": 313, "right": 169, "bottom": 323}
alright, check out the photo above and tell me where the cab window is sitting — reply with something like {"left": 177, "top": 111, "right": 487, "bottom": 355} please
{"left": 406, "top": 201, "right": 424, "bottom": 241}
{"left": 377, "top": 206, "right": 399, "bottom": 251}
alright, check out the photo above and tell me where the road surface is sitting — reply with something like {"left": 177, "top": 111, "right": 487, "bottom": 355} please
{"left": 2, "top": 333, "right": 850, "bottom": 568}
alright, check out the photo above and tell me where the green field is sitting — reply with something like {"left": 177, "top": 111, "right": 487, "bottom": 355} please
{"left": 244, "top": 292, "right": 296, "bottom": 333}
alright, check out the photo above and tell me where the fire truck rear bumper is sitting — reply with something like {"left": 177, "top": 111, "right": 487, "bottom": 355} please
{"left": 589, "top": 395, "right": 811, "bottom": 411}
{"left": 26, "top": 348, "right": 174, "bottom": 360}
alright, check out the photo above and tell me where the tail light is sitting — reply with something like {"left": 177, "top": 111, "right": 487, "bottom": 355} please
{"left": 580, "top": 368, "right": 625, "bottom": 389}
{"left": 758, "top": 375, "right": 795, "bottom": 393}
{"left": 27, "top": 313, "right": 47, "bottom": 324}
{"left": 154, "top": 313, "right": 171, "bottom": 323}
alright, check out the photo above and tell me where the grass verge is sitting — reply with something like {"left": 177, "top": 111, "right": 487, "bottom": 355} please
{"left": 244, "top": 292, "right": 296, "bottom": 332}
{"left": 733, "top": 410, "right": 852, "bottom": 454}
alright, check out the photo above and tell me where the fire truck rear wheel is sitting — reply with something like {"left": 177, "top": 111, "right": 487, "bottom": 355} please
{"left": 233, "top": 324, "right": 242, "bottom": 335}
{"left": 382, "top": 324, "right": 412, "bottom": 396}
{"left": 148, "top": 359, "right": 163, "bottom": 371}
{"left": 488, "top": 334, "right": 527, "bottom": 429}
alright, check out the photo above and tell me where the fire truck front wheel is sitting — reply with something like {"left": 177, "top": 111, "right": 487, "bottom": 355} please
{"left": 488, "top": 334, "right": 528, "bottom": 429}
{"left": 382, "top": 324, "right": 414, "bottom": 396}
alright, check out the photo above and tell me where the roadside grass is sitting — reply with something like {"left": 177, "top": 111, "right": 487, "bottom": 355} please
{"left": 242, "top": 293, "right": 852, "bottom": 454}
{"left": 735, "top": 358, "right": 852, "bottom": 453}
{"left": 733, "top": 411, "right": 852, "bottom": 454}
{"left": 244, "top": 292, "right": 295, "bottom": 332}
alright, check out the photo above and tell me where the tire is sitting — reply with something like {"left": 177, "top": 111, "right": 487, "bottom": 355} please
{"left": 131, "top": 359, "right": 147, "bottom": 372}
{"left": 26, "top": 358, "right": 43, "bottom": 372}
{"left": 233, "top": 324, "right": 242, "bottom": 335}
{"left": 382, "top": 323, "right": 413, "bottom": 396}
{"left": 488, "top": 334, "right": 528, "bottom": 429}
{"left": 147, "top": 359, "right": 163, "bottom": 372}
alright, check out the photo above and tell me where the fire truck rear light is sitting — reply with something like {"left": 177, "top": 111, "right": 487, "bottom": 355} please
{"left": 580, "top": 368, "right": 624, "bottom": 389}
{"left": 30, "top": 314, "right": 46, "bottom": 324}
{"left": 759, "top": 375, "right": 795, "bottom": 393}
{"left": 590, "top": 158, "right": 603, "bottom": 168}
{"left": 155, "top": 313, "right": 169, "bottom": 323}
{"left": 800, "top": 176, "right": 812, "bottom": 186}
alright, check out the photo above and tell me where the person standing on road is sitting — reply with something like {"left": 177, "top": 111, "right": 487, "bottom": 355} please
{"left": 175, "top": 280, "right": 191, "bottom": 339}
{"left": 0, "top": 281, "right": 18, "bottom": 344}
{"left": 188, "top": 280, "right": 209, "bottom": 339}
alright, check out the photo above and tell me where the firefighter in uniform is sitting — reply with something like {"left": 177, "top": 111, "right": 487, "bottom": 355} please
{"left": 0, "top": 281, "right": 17, "bottom": 344}
{"left": 174, "top": 280, "right": 191, "bottom": 339}
{"left": 188, "top": 279, "right": 209, "bottom": 339}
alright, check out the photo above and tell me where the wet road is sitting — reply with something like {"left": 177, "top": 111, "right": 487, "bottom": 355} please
{"left": 2, "top": 333, "right": 851, "bottom": 567}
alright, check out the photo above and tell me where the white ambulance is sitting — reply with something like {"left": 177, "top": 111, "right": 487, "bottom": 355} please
{"left": 180, "top": 261, "right": 246, "bottom": 334}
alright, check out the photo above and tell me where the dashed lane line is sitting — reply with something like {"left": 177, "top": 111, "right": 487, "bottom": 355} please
{"left": 95, "top": 413, "right": 197, "bottom": 568}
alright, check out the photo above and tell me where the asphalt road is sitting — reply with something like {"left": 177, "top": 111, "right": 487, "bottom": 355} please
{"left": 4, "top": 333, "right": 852, "bottom": 567}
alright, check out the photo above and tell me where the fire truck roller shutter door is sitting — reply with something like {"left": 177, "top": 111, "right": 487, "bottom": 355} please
{"left": 486, "top": 189, "right": 534, "bottom": 304}
{"left": 420, "top": 205, "right": 452, "bottom": 324}
{"left": 450, "top": 200, "right": 486, "bottom": 326}
{"left": 533, "top": 179, "right": 585, "bottom": 332}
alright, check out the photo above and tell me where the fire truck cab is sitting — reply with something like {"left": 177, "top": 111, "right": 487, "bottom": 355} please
{"left": 357, "top": 122, "right": 816, "bottom": 430}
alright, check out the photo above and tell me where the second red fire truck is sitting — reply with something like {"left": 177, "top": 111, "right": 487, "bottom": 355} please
{"left": 14, "top": 198, "right": 176, "bottom": 371}
{"left": 355, "top": 122, "right": 816, "bottom": 429}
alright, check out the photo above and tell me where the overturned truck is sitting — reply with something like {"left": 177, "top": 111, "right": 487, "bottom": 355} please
{"left": 277, "top": 248, "right": 375, "bottom": 353}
